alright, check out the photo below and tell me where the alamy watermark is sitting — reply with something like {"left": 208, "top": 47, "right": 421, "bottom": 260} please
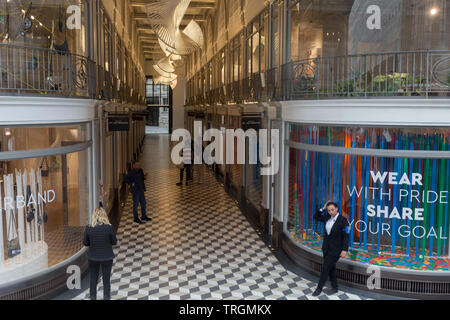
{"left": 366, "top": 5, "right": 381, "bottom": 30}
{"left": 366, "top": 265, "right": 381, "bottom": 290}
{"left": 66, "top": 5, "right": 82, "bottom": 30}
{"left": 171, "top": 121, "right": 280, "bottom": 176}
{"left": 66, "top": 265, "right": 81, "bottom": 290}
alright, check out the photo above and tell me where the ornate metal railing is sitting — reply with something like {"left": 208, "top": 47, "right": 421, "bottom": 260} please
{"left": 242, "top": 74, "right": 263, "bottom": 102}
{"left": 266, "top": 67, "right": 278, "bottom": 101}
{"left": 232, "top": 80, "right": 242, "bottom": 102}
{"left": 282, "top": 50, "right": 450, "bottom": 100}
{"left": 186, "top": 51, "right": 449, "bottom": 106}
{"left": 0, "top": 43, "right": 145, "bottom": 104}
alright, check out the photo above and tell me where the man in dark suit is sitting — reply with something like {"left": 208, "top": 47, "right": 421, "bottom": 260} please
{"left": 124, "top": 161, "right": 152, "bottom": 224}
{"left": 312, "top": 201, "right": 350, "bottom": 296}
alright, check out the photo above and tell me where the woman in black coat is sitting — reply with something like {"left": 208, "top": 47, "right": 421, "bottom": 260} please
{"left": 83, "top": 207, "right": 117, "bottom": 300}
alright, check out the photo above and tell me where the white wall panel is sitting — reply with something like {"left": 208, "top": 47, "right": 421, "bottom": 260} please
{"left": 282, "top": 99, "right": 450, "bottom": 126}
{"left": 0, "top": 97, "right": 96, "bottom": 125}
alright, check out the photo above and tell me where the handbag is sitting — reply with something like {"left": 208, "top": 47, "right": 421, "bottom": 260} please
{"left": 7, "top": 211, "right": 21, "bottom": 259}
{"left": 43, "top": 209, "right": 48, "bottom": 223}
{"left": 26, "top": 185, "right": 35, "bottom": 223}
{"left": 37, "top": 209, "right": 48, "bottom": 225}
{"left": 40, "top": 157, "right": 49, "bottom": 177}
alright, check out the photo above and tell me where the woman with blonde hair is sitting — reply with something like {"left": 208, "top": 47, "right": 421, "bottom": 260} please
{"left": 83, "top": 207, "right": 117, "bottom": 300}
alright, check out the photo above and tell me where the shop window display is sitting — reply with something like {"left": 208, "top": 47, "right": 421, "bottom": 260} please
{"left": 287, "top": 124, "right": 450, "bottom": 271}
{"left": 0, "top": 125, "right": 90, "bottom": 284}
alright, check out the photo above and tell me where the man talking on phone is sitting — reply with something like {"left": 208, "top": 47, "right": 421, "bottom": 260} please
{"left": 312, "top": 201, "right": 350, "bottom": 296}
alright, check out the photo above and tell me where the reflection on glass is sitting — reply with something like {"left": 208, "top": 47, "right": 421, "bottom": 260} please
{"left": 287, "top": 0, "right": 449, "bottom": 62}
{"left": 287, "top": 124, "right": 450, "bottom": 268}
{"left": 0, "top": 150, "right": 89, "bottom": 284}
{"left": 0, "top": 125, "right": 87, "bottom": 153}
{"left": 0, "top": 0, "right": 86, "bottom": 56}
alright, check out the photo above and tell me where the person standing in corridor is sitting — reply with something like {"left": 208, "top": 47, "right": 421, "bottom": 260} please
{"left": 83, "top": 207, "right": 117, "bottom": 300}
{"left": 176, "top": 138, "right": 193, "bottom": 186}
{"left": 312, "top": 201, "right": 349, "bottom": 296}
{"left": 124, "top": 160, "right": 152, "bottom": 224}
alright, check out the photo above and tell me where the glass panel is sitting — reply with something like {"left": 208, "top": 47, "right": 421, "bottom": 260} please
{"left": 146, "top": 77, "right": 169, "bottom": 106}
{"left": 251, "top": 31, "right": 260, "bottom": 74}
{"left": 271, "top": 9, "right": 279, "bottom": 69}
{"left": 246, "top": 134, "right": 262, "bottom": 208}
{"left": 104, "top": 134, "right": 113, "bottom": 211}
{"left": 218, "top": 50, "right": 224, "bottom": 86}
{"left": 0, "top": 149, "right": 90, "bottom": 284}
{"left": 0, "top": 124, "right": 88, "bottom": 153}
{"left": 247, "top": 38, "right": 252, "bottom": 76}
{"left": 229, "top": 116, "right": 242, "bottom": 188}
{"left": 287, "top": 124, "right": 450, "bottom": 270}
{"left": 0, "top": 1, "right": 87, "bottom": 56}
{"left": 287, "top": 0, "right": 449, "bottom": 62}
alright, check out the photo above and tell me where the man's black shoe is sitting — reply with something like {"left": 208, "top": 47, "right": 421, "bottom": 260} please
{"left": 176, "top": 182, "right": 182, "bottom": 186}
{"left": 142, "top": 216, "right": 152, "bottom": 221}
{"left": 134, "top": 218, "right": 142, "bottom": 224}
{"left": 311, "top": 289, "right": 322, "bottom": 297}
{"left": 326, "top": 288, "right": 338, "bottom": 295}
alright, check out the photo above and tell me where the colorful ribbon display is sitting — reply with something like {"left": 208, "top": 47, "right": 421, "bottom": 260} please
{"left": 288, "top": 125, "right": 450, "bottom": 261}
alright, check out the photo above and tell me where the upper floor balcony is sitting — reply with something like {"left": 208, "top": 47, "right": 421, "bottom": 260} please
{"left": 186, "top": 50, "right": 450, "bottom": 106}
{"left": 0, "top": 43, "right": 145, "bottom": 105}
{"left": 280, "top": 50, "right": 450, "bottom": 100}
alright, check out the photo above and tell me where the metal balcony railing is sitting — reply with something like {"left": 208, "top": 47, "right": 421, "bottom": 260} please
{"left": 225, "top": 83, "right": 233, "bottom": 102}
{"left": 185, "top": 51, "right": 449, "bottom": 106}
{"left": 0, "top": 43, "right": 95, "bottom": 98}
{"left": 242, "top": 74, "right": 263, "bottom": 102}
{"left": 281, "top": 50, "right": 450, "bottom": 100}
{"left": 266, "top": 67, "right": 278, "bottom": 101}
{"left": 232, "top": 80, "right": 242, "bottom": 102}
{"left": 0, "top": 43, "right": 145, "bottom": 104}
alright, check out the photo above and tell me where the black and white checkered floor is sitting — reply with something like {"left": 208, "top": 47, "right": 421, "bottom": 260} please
{"left": 73, "top": 134, "right": 373, "bottom": 300}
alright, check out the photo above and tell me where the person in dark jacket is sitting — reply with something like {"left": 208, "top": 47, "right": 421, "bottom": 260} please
{"left": 83, "top": 207, "right": 117, "bottom": 300}
{"left": 312, "top": 201, "right": 350, "bottom": 296}
{"left": 176, "top": 139, "right": 193, "bottom": 186}
{"left": 124, "top": 161, "right": 151, "bottom": 224}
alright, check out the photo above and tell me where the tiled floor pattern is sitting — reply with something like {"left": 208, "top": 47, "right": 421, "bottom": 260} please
{"left": 74, "top": 134, "right": 370, "bottom": 300}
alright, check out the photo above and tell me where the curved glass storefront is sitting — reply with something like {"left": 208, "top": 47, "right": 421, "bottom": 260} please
{"left": 0, "top": 124, "right": 91, "bottom": 284}
{"left": 0, "top": 125, "right": 88, "bottom": 152}
{"left": 287, "top": 123, "right": 450, "bottom": 271}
